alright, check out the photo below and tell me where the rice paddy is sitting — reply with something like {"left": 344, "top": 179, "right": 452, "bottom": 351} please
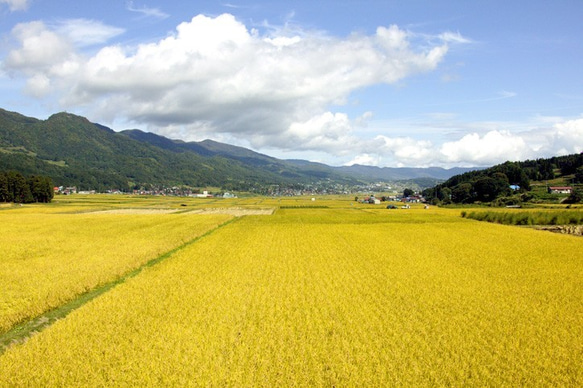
{"left": 0, "top": 195, "right": 581, "bottom": 386}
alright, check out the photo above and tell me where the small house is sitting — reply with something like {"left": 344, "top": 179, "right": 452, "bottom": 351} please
{"left": 548, "top": 186, "right": 572, "bottom": 194}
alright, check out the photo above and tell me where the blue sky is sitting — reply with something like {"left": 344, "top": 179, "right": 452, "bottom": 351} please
{"left": 1, "top": 0, "right": 582, "bottom": 168}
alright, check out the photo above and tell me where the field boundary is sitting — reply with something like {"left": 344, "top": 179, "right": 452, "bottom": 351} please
{"left": 0, "top": 216, "right": 240, "bottom": 355}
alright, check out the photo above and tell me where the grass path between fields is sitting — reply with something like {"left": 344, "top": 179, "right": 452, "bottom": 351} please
{"left": 0, "top": 217, "right": 240, "bottom": 355}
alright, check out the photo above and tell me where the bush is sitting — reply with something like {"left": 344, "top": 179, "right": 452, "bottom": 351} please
{"left": 461, "top": 210, "right": 583, "bottom": 226}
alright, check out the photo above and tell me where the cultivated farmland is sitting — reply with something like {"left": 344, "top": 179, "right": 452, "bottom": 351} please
{"left": 0, "top": 206, "right": 233, "bottom": 333}
{"left": 0, "top": 196, "right": 581, "bottom": 386}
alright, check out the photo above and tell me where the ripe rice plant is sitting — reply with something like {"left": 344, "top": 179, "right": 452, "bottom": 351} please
{"left": 0, "top": 212, "right": 233, "bottom": 333}
{"left": 0, "top": 206, "right": 581, "bottom": 386}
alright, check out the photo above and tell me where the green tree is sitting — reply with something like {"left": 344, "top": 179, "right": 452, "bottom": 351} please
{"left": 403, "top": 188, "right": 414, "bottom": 197}
{"left": 474, "top": 177, "right": 499, "bottom": 202}
{"left": 451, "top": 183, "right": 474, "bottom": 204}
{"left": 473, "top": 174, "right": 511, "bottom": 202}
{"left": 7, "top": 171, "right": 33, "bottom": 203}
{"left": 0, "top": 172, "right": 8, "bottom": 202}
{"left": 494, "top": 162, "right": 529, "bottom": 191}
{"left": 28, "top": 175, "right": 54, "bottom": 203}
{"left": 565, "top": 189, "right": 582, "bottom": 204}
{"left": 574, "top": 166, "right": 583, "bottom": 184}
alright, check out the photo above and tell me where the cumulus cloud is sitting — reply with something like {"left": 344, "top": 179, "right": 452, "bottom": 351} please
{"left": 3, "top": 13, "right": 455, "bottom": 154}
{"left": 344, "top": 118, "right": 583, "bottom": 168}
{"left": 3, "top": 19, "right": 124, "bottom": 97}
{"left": 23, "top": 13, "right": 571, "bottom": 167}
{"left": 3, "top": 8, "right": 581, "bottom": 169}
{"left": 346, "top": 154, "right": 382, "bottom": 166}
{"left": 0, "top": 0, "right": 29, "bottom": 11}
{"left": 436, "top": 119, "right": 583, "bottom": 166}
{"left": 24, "top": 73, "right": 51, "bottom": 97}
{"left": 439, "top": 130, "right": 530, "bottom": 165}
{"left": 371, "top": 136, "right": 435, "bottom": 167}
{"left": 4, "top": 21, "right": 75, "bottom": 75}
{"left": 546, "top": 118, "right": 583, "bottom": 155}
{"left": 3, "top": 13, "right": 582, "bottom": 169}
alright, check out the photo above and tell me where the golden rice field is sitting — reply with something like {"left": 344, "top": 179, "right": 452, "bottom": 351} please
{"left": 0, "top": 196, "right": 582, "bottom": 386}
{"left": 0, "top": 207, "right": 233, "bottom": 333}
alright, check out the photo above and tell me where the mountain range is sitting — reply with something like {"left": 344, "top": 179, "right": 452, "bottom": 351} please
{"left": 0, "top": 108, "right": 475, "bottom": 191}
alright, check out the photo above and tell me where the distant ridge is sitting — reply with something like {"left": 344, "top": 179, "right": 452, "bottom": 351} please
{"left": 0, "top": 108, "right": 477, "bottom": 190}
{"left": 332, "top": 164, "right": 474, "bottom": 181}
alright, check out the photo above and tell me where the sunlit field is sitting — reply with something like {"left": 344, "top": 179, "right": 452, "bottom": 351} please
{"left": 0, "top": 199, "right": 234, "bottom": 333}
{"left": 0, "top": 196, "right": 581, "bottom": 386}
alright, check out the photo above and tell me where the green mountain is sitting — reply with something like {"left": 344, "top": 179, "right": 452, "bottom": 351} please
{"left": 0, "top": 108, "right": 473, "bottom": 191}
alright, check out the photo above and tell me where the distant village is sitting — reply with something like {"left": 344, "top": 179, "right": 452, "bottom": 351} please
{"left": 53, "top": 180, "right": 425, "bottom": 201}
{"left": 358, "top": 194, "right": 426, "bottom": 205}
{"left": 54, "top": 186, "right": 238, "bottom": 198}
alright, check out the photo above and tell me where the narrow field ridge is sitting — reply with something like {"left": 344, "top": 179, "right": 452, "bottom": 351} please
{"left": 0, "top": 217, "right": 240, "bottom": 354}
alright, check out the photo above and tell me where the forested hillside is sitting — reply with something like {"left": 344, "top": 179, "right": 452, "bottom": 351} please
{"left": 423, "top": 154, "right": 583, "bottom": 205}
{"left": 0, "top": 109, "right": 354, "bottom": 191}
{"left": 0, "top": 108, "right": 471, "bottom": 191}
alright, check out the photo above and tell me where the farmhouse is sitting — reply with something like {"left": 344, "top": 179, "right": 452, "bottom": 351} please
{"left": 402, "top": 195, "right": 425, "bottom": 203}
{"left": 193, "top": 190, "right": 213, "bottom": 198}
{"left": 548, "top": 186, "right": 573, "bottom": 194}
{"left": 361, "top": 196, "right": 381, "bottom": 204}
{"left": 55, "top": 186, "right": 77, "bottom": 195}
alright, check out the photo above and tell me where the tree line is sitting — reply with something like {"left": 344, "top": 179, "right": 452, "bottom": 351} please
{"left": 519, "top": 153, "right": 583, "bottom": 182}
{"left": 423, "top": 153, "right": 583, "bottom": 205}
{"left": 0, "top": 171, "right": 54, "bottom": 203}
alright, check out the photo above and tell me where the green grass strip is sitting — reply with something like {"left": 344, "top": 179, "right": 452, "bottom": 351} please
{"left": 0, "top": 217, "right": 240, "bottom": 355}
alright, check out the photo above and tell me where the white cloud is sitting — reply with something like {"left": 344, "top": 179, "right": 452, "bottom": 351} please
{"left": 497, "top": 90, "right": 517, "bottom": 99}
{"left": 3, "top": 11, "right": 580, "bottom": 169}
{"left": 263, "top": 35, "right": 302, "bottom": 48}
{"left": 54, "top": 19, "right": 125, "bottom": 47}
{"left": 4, "top": 13, "right": 452, "bottom": 149}
{"left": 300, "top": 115, "right": 583, "bottom": 168}
{"left": 4, "top": 21, "right": 74, "bottom": 74}
{"left": 439, "top": 31, "right": 472, "bottom": 44}
{"left": 359, "top": 118, "right": 583, "bottom": 168}
{"left": 547, "top": 118, "right": 583, "bottom": 155}
{"left": 126, "top": 1, "right": 169, "bottom": 19}
{"left": 0, "top": 0, "right": 28, "bottom": 11}
{"left": 24, "top": 73, "right": 51, "bottom": 97}
{"left": 284, "top": 112, "right": 354, "bottom": 152}
{"left": 439, "top": 130, "right": 530, "bottom": 165}
{"left": 9, "top": 13, "right": 526, "bottom": 167}
{"left": 345, "top": 154, "right": 381, "bottom": 166}
{"left": 354, "top": 111, "right": 373, "bottom": 127}
{"left": 374, "top": 136, "right": 435, "bottom": 167}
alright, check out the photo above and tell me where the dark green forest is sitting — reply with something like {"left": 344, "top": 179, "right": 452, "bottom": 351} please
{"left": 0, "top": 171, "right": 54, "bottom": 203}
{"left": 423, "top": 154, "right": 583, "bottom": 205}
